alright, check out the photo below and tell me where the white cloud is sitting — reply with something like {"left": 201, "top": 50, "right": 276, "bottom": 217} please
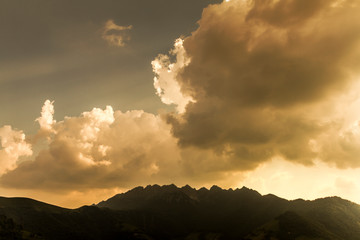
{"left": 36, "top": 100, "right": 56, "bottom": 132}
{"left": 152, "top": 38, "right": 194, "bottom": 113}
{"left": 0, "top": 126, "right": 32, "bottom": 174}
{"left": 0, "top": 101, "right": 181, "bottom": 189}
{"left": 0, "top": 100, "right": 257, "bottom": 190}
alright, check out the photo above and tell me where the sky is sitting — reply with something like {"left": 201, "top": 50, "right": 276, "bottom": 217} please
{"left": 1, "top": 0, "right": 360, "bottom": 208}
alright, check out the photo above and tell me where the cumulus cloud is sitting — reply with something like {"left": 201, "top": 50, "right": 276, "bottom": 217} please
{"left": 0, "top": 126, "right": 32, "bottom": 174}
{"left": 0, "top": 101, "right": 255, "bottom": 190}
{"left": 155, "top": 0, "right": 360, "bottom": 169}
{"left": 36, "top": 100, "right": 56, "bottom": 132}
{"left": 0, "top": 101, "right": 181, "bottom": 190}
{"left": 152, "top": 38, "right": 194, "bottom": 113}
{"left": 102, "top": 19, "right": 132, "bottom": 47}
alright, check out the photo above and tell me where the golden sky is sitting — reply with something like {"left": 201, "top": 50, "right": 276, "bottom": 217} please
{"left": 1, "top": 0, "right": 360, "bottom": 208}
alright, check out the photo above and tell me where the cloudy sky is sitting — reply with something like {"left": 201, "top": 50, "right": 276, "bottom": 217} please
{"left": 1, "top": 0, "right": 360, "bottom": 208}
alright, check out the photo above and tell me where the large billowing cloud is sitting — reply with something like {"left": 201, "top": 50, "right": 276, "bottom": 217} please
{"left": 154, "top": 0, "right": 360, "bottom": 169}
{"left": 0, "top": 101, "right": 247, "bottom": 190}
{"left": 1, "top": 101, "right": 179, "bottom": 190}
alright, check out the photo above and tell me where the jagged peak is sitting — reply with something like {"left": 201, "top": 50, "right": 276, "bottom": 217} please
{"left": 314, "top": 196, "right": 356, "bottom": 205}
{"left": 123, "top": 184, "right": 263, "bottom": 195}
{"left": 128, "top": 186, "right": 144, "bottom": 192}
{"left": 210, "top": 185, "right": 223, "bottom": 192}
{"left": 100, "top": 185, "right": 267, "bottom": 206}
{"left": 145, "top": 184, "right": 161, "bottom": 190}
{"left": 181, "top": 184, "right": 194, "bottom": 190}
{"left": 163, "top": 184, "right": 178, "bottom": 190}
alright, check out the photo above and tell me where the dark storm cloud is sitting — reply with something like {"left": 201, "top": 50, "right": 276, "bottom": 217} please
{"left": 162, "top": 0, "right": 360, "bottom": 167}
{"left": 246, "top": 0, "right": 328, "bottom": 27}
{"left": 180, "top": 0, "right": 359, "bottom": 108}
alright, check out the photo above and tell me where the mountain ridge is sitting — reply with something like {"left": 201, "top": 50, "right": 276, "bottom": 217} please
{"left": 0, "top": 185, "right": 359, "bottom": 240}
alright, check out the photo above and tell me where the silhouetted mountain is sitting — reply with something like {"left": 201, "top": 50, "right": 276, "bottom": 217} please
{"left": 1, "top": 185, "right": 360, "bottom": 239}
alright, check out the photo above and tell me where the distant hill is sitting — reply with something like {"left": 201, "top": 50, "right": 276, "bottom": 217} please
{"left": 1, "top": 185, "right": 360, "bottom": 239}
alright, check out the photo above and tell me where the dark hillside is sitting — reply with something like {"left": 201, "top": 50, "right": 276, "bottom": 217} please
{"left": 0, "top": 185, "right": 359, "bottom": 239}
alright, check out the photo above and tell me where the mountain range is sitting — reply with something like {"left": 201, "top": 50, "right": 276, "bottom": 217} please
{"left": 0, "top": 184, "right": 359, "bottom": 240}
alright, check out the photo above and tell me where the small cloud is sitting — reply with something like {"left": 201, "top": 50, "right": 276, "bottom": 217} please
{"left": 102, "top": 19, "right": 132, "bottom": 47}
{"left": 36, "top": 100, "right": 56, "bottom": 132}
